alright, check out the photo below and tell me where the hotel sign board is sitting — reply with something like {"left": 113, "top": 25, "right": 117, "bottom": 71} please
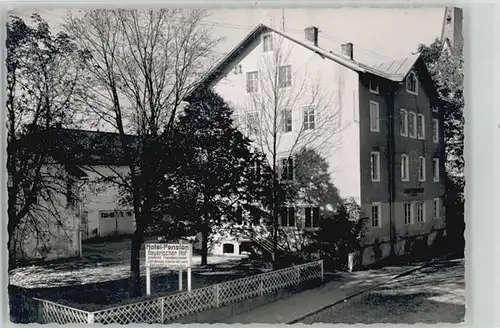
{"left": 145, "top": 243, "right": 192, "bottom": 269}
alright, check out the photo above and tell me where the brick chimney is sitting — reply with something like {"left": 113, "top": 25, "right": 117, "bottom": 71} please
{"left": 341, "top": 42, "right": 354, "bottom": 60}
{"left": 304, "top": 26, "right": 319, "bottom": 47}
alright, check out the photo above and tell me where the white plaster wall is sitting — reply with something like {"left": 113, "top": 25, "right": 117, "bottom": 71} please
{"left": 80, "top": 165, "right": 135, "bottom": 238}
{"left": 213, "top": 31, "right": 361, "bottom": 202}
{"left": 16, "top": 164, "right": 80, "bottom": 260}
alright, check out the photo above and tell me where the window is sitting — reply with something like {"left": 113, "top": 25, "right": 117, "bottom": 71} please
{"left": 416, "top": 201, "right": 425, "bottom": 222}
{"left": 417, "top": 114, "right": 425, "bottom": 139}
{"left": 100, "top": 210, "right": 133, "bottom": 219}
{"left": 280, "top": 207, "right": 296, "bottom": 227}
{"left": 252, "top": 159, "right": 261, "bottom": 179}
{"left": 370, "top": 151, "right": 380, "bottom": 182}
{"left": 371, "top": 203, "right": 381, "bottom": 227}
{"left": 433, "top": 198, "right": 440, "bottom": 219}
{"left": 231, "top": 113, "right": 240, "bottom": 127}
{"left": 400, "top": 109, "right": 408, "bottom": 136}
{"left": 369, "top": 80, "right": 379, "bottom": 94}
{"left": 282, "top": 109, "right": 292, "bottom": 133}
{"left": 401, "top": 154, "right": 409, "bottom": 181}
{"left": 278, "top": 65, "right": 292, "bottom": 88}
{"left": 369, "top": 101, "right": 380, "bottom": 132}
{"left": 408, "top": 112, "right": 417, "bottom": 138}
{"left": 406, "top": 71, "right": 418, "bottom": 94}
{"left": 303, "top": 105, "right": 315, "bottom": 130}
{"left": 432, "top": 118, "right": 439, "bottom": 143}
{"left": 418, "top": 156, "right": 426, "bottom": 182}
{"left": 246, "top": 71, "right": 259, "bottom": 93}
{"left": 262, "top": 33, "right": 273, "bottom": 52}
{"left": 433, "top": 158, "right": 440, "bottom": 182}
{"left": 246, "top": 112, "right": 259, "bottom": 135}
{"left": 305, "top": 207, "right": 320, "bottom": 228}
{"left": 404, "top": 202, "right": 412, "bottom": 224}
{"left": 432, "top": 106, "right": 439, "bottom": 113}
{"left": 281, "top": 157, "right": 294, "bottom": 181}
{"left": 100, "top": 211, "right": 116, "bottom": 219}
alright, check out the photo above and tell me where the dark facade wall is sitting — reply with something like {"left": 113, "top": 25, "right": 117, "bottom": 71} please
{"left": 393, "top": 75, "right": 445, "bottom": 202}
{"left": 357, "top": 70, "right": 446, "bottom": 248}
{"left": 358, "top": 75, "right": 392, "bottom": 207}
{"left": 357, "top": 74, "right": 392, "bottom": 245}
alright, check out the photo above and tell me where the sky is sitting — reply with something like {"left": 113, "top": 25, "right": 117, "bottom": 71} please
{"left": 10, "top": 7, "right": 446, "bottom": 65}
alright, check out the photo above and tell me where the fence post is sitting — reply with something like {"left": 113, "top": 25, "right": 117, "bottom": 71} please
{"left": 215, "top": 285, "right": 220, "bottom": 308}
{"left": 36, "top": 299, "right": 43, "bottom": 324}
{"left": 160, "top": 298, "right": 164, "bottom": 324}
{"left": 259, "top": 275, "right": 264, "bottom": 296}
{"left": 87, "top": 312, "right": 95, "bottom": 324}
{"left": 320, "top": 260, "right": 324, "bottom": 281}
{"left": 296, "top": 265, "right": 301, "bottom": 286}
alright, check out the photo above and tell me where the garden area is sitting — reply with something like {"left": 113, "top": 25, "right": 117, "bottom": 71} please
{"left": 9, "top": 238, "right": 265, "bottom": 312}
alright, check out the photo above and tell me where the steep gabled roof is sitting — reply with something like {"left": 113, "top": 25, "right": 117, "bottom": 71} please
{"left": 361, "top": 54, "right": 421, "bottom": 81}
{"left": 187, "top": 24, "right": 432, "bottom": 99}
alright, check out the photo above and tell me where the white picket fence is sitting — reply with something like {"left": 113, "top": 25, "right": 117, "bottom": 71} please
{"left": 34, "top": 260, "right": 323, "bottom": 324}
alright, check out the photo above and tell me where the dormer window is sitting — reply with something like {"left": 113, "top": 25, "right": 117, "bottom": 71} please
{"left": 406, "top": 72, "right": 418, "bottom": 95}
{"left": 369, "top": 80, "right": 379, "bottom": 94}
{"left": 262, "top": 33, "right": 274, "bottom": 53}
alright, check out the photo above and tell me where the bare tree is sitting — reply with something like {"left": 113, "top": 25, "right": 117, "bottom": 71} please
{"left": 64, "top": 9, "right": 221, "bottom": 296}
{"left": 6, "top": 14, "right": 86, "bottom": 269}
{"left": 239, "top": 34, "right": 343, "bottom": 267}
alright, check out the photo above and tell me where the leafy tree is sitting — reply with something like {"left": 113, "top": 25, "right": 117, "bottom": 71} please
{"left": 6, "top": 14, "right": 86, "bottom": 268}
{"left": 155, "top": 88, "right": 271, "bottom": 265}
{"left": 418, "top": 38, "right": 464, "bottom": 252}
{"left": 65, "top": 9, "right": 221, "bottom": 296}
{"left": 311, "top": 199, "right": 367, "bottom": 270}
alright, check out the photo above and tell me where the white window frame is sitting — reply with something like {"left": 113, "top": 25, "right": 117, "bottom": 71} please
{"left": 278, "top": 65, "right": 292, "bottom": 88}
{"left": 417, "top": 113, "right": 425, "bottom": 140}
{"left": 433, "top": 158, "right": 440, "bottom": 182}
{"left": 416, "top": 201, "right": 425, "bottom": 223}
{"left": 246, "top": 111, "right": 259, "bottom": 136}
{"left": 418, "top": 156, "right": 426, "bottom": 182}
{"left": 406, "top": 71, "right": 418, "bottom": 95}
{"left": 262, "top": 33, "right": 274, "bottom": 53}
{"left": 371, "top": 202, "right": 382, "bottom": 228}
{"left": 280, "top": 156, "right": 295, "bottom": 182}
{"left": 433, "top": 198, "right": 441, "bottom": 219}
{"left": 432, "top": 106, "right": 439, "bottom": 113}
{"left": 401, "top": 154, "right": 409, "bottom": 181}
{"left": 369, "top": 80, "right": 379, "bottom": 94}
{"left": 370, "top": 151, "right": 381, "bottom": 182}
{"left": 246, "top": 71, "right": 259, "bottom": 94}
{"left": 231, "top": 113, "right": 240, "bottom": 128}
{"left": 400, "top": 109, "right": 408, "bottom": 137}
{"left": 282, "top": 109, "right": 293, "bottom": 133}
{"left": 404, "top": 202, "right": 412, "bottom": 225}
{"left": 280, "top": 206, "right": 296, "bottom": 227}
{"left": 432, "top": 118, "right": 439, "bottom": 143}
{"left": 369, "top": 101, "right": 380, "bottom": 132}
{"left": 408, "top": 111, "right": 417, "bottom": 138}
{"left": 303, "top": 105, "right": 316, "bottom": 130}
{"left": 304, "top": 207, "right": 320, "bottom": 229}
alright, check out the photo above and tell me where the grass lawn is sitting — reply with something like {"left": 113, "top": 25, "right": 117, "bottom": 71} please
{"left": 9, "top": 239, "right": 262, "bottom": 312}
